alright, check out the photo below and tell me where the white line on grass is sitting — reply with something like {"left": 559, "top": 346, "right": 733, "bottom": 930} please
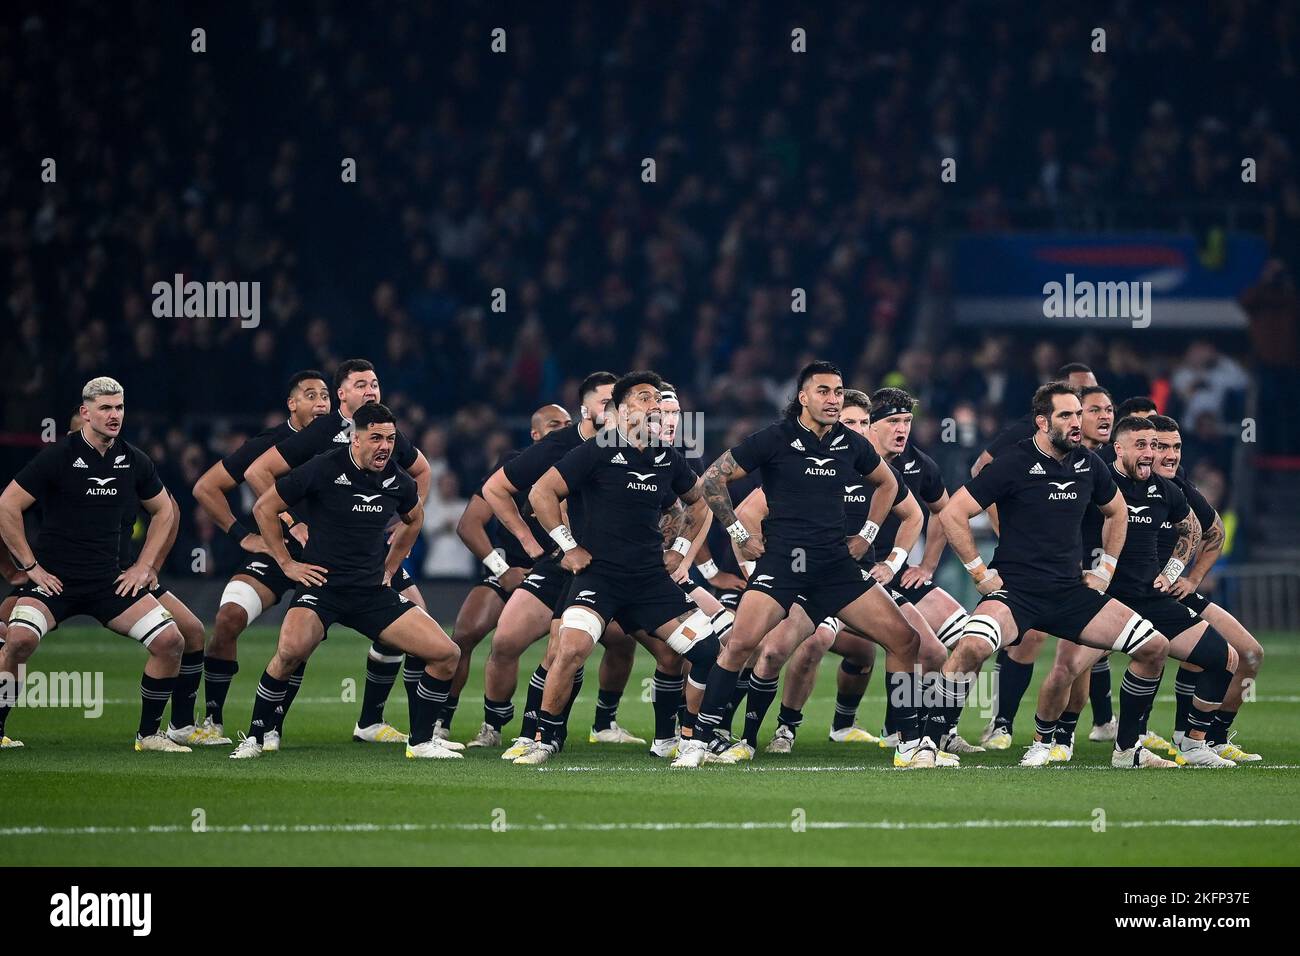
{"left": 3, "top": 818, "right": 1298, "bottom": 838}
{"left": 536, "top": 763, "right": 1300, "bottom": 772}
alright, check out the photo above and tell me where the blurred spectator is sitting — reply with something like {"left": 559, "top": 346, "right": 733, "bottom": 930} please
{"left": 421, "top": 472, "right": 472, "bottom": 579}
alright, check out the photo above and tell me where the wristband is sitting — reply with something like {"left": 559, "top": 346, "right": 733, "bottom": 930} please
{"left": 726, "top": 521, "right": 751, "bottom": 543}
{"left": 1098, "top": 553, "right": 1118, "bottom": 570}
{"left": 670, "top": 536, "right": 692, "bottom": 556}
{"left": 14, "top": 557, "right": 36, "bottom": 573}
{"left": 484, "top": 551, "right": 510, "bottom": 577}
{"left": 858, "top": 520, "right": 880, "bottom": 544}
{"left": 696, "top": 559, "right": 719, "bottom": 580}
{"left": 885, "top": 547, "right": 909, "bottom": 574}
{"left": 1161, "top": 557, "right": 1185, "bottom": 585}
{"left": 977, "top": 567, "right": 999, "bottom": 585}
{"left": 741, "top": 560, "right": 755, "bottom": 576}
{"left": 549, "top": 525, "right": 579, "bottom": 553}
{"left": 227, "top": 520, "right": 251, "bottom": 546}
{"left": 962, "top": 556, "right": 985, "bottom": 571}
{"left": 1089, "top": 565, "right": 1112, "bottom": 583}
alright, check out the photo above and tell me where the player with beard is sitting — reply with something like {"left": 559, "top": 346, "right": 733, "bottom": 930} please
{"left": 241, "top": 359, "right": 438, "bottom": 749}
{"left": 478, "top": 373, "right": 642, "bottom": 757}
{"left": 687, "top": 362, "right": 933, "bottom": 769}
{"left": 189, "top": 370, "right": 331, "bottom": 746}
{"left": 0, "top": 377, "right": 190, "bottom": 753}
{"left": 230, "top": 403, "right": 461, "bottom": 760}
{"left": 1150, "top": 416, "right": 1263, "bottom": 762}
{"left": 936, "top": 384, "right": 1180, "bottom": 769}
{"left": 512, "top": 371, "right": 718, "bottom": 765}
{"left": 1021, "top": 415, "right": 1237, "bottom": 767}
{"left": 978, "top": 382, "right": 1115, "bottom": 749}
{"left": 451, "top": 403, "right": 572, "bottom": 748}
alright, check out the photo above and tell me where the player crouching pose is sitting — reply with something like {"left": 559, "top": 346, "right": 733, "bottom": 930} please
{"left": 230, "top": 403, "right": 462, "bottom": 760}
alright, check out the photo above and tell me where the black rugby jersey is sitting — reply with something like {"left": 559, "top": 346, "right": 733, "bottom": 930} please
{"left": 962, "top": 436, "right": 1117, "bottom": 588}
{"left": 1156, "top": 474, "right": 1217, "bottom": 567}
{"left": 985, "top": 414, "right": 1035, "bottom": 459}
{"left": 1084, "top": 463, "right": 1190, "bottom": 601}
{"left": 730, "top": 417, "right": 884, "bottom": 556}
{"left": 13, "top": 432, "right": 164, "bottom": 582}
{"left": 478, "top": 449, "right": 547, "bottom": 567}
{"left": 841, "top": 460, "right": 909, "bottom": 559}
{"left": 553, "top": 436, "right": 698, "bottom": 573}
{"left": 221, "top": 420, "right": 300, "bottom": 484}
{"left": 502, "top": 423, "right": 591, "bottom": 543}
{"left": 275, "top": 409, "right": 418, "bottom": 472}
{"left": 275, "top": 445, "right": 419, "bottom": 588}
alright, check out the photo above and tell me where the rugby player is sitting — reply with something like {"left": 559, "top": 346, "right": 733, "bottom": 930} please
{"left": 1151, "top": 415, "right": 1263, "bottom": 762}
{"left": 936, "top": 384, "right": 1179, "bottom": 769}
{"left": 689, "top": 361, "right": 933, "bottom": 769}
{"left": 478, "top": 373, "right": 643, "bottom": 758}
{"left": 243, "top": 359, "right": 435, "bottom": 747}
{"left": 451, "top": 403, "right": 571, "bottom": 748}
{"left": 230, "top": 403, "right": 461, "bottom": 759}
{"left": 0, "top": 377, "right": 190, "bottom": 752}
{"left": 512, "top": 371, "right": 719, "bottom": 765}
{"left": 190, "top": 370, "right": 331, "bottom": 746}
{"left": 1024, "top": 415, "right": 1238, "bottom": 767}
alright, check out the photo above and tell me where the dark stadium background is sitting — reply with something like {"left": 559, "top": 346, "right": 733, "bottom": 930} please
{"left": 2, "top": 1, "right": 1297, "bottom": 625}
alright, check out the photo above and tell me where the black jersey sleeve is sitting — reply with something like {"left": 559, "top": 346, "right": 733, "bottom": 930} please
{"left": 670, "top": 452, "right": 699, "bottom": 498}
{"left": 730, "top": 424, "right": 781, "bottom": 473}
{"left": 852, "top": 434, "right": 884, "bottom": 477}
{"left": 131, "top": 446, "right": 165, "bottom": 501}
{"left": 395, "top": 430, "right": 418, "bottom": 470}
{"left": 963, "top": 453, "right": 1017, "bottom": 510}
{"left": 275, "top": 415, "right": 333, "bottom": 468}
{"left": 1181, "top": 480, "right": 1217, "bottom": 533}
{"left": 553, "top": 440, "right": 600, "bottom": 491}
{"left": 986, "top": 417, "right": 1035, "bottom": 458}
{"left": 1089, "top": 454, "right": 1118, "bottom": 506}
{"left": 397, "top": 472, "right": 420, "bottom": 517}
{"left": 503, "top": 436, "right": 568, "bottom": 490}
{"left": 919, "top": 454, "right": 946, "bottom": 504}
{"left": 12, "top": 443, "right": 61, "bottom": 499}
{"left": 275, "top": 456, "right": 323, "bottom": 509}
{"left": 1166, "top": 482, "right": 1191, "bottom": 526}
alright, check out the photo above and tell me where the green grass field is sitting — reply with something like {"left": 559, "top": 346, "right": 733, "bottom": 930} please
{"left": 4, "top": 626, "right": 1298, "bottom": 866}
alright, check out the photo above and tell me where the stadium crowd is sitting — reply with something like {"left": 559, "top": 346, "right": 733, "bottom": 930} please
{"left": 3, "top": 1, "right": 1297, "bottom": 578}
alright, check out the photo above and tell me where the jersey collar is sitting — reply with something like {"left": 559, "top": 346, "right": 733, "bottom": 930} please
{"left": 77, "top": 429, "right": 117, "bottom": 458}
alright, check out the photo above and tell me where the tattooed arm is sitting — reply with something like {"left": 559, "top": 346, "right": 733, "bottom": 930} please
{"left": 701, "top": 449, "right": 762, "bottom": 560}
{"left": 1169, "top": 511, "right": 1218, "bottom": 597}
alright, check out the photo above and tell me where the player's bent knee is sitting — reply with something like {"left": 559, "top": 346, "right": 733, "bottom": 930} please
{"left": 146, "top": 623, "right": 184, "bottom": 659}
{"left": 219, "top": 581, "right": 264, "bottom": 628}
{"left": 1187, "top": 628, "right": 1231, "bottom": 673}
{"left": 1112, "top": 613, "right": 1160, "bottom": 656}
{"left": 560, "top": 606, "right": 603, "bottom": 645}
{"left": 8, "top": 605, "right": 50, "bottom": 646}
{"left": 962, "top": 614, "right": 1003, "bottom": 655}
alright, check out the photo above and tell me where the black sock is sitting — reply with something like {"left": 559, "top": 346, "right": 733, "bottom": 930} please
{"left": 203, "top": 657, "right": 238, "bottom": 725}
{"left": 403, "top": 656, "right": 425, "bottom": 732}
{"left": 937, "top": 672, "right": 971, "bottom": 738}
{"left": 484, "top": 696, "right": 515, "bottom": 732}
{"left": 920, "top": 672, "right": 948, "bottom": 743}
{"left": 652, "top": 670, "right": 684, "bottom": 740}
{"left": 1186, "top": 704, "right": 1215, "bottom": 738}
{"left": 832, "top": 691, "right": 864, "bottom": 732}
{"left": 720, "top": 666, "right": 752, "bottom": 736}
{"left": 556, "top": 666, "right": 584, "bottom": 746}
{"left": 409, "top": 672, "right": 451, "bottom": 746}
{"left": 995, "top": 656, "right": 1034, "bottom": 732}
{"left": 1034, "top": 712, "right": 1057, "bottom": 743}
{"left": 1089, "top": 657, "right": 1113, "bottom": 725}
{"left": 249, "top": 670, "right": 288, "bottom": 743}
{"left": 1208, "top": 709, "right": 1237, "bottom": 747}
{"left": 1117, "top": 669, "right": 1162, "bottom": 750}
{"left": 440, "top": 694, "right": 459, "bottom": 732}
{"left": 0, "top": 674, "right": 18, "bottom": 738}
{"left": 170, "top": 650, "right": 204, "bottom": 728}
{"left": 1054, "top": 710, "right": 1080, "bottom": 746}
{"left": 592, "top": 688, "right": 621, "bottom": 732}
{"left": 885, "top": 670, "right": 921, "bottom": 743}
{"left": 359, "top": 653, "right": 400, "bottom": 729}
{"left": 520, "top": 665, "right": 547, "bottom": 740}
{"left": 138, "top": 673, "right": 176, "bottom": 738}
{"left": 1173, "top": 669, "right": 1198, "bottom": 734}
{"left": 277, "top": 662, "right": 305, "bottom": 732}
{"left": 776, "top": 705, "right": 803, "bottom": 734}
{"left": 694, "top": 664, "right": 740, "bottom": 744}
{"left": 1135, "top": 666, "right": 1163, "bottom": 736}
{"left": 741, "top": 672, "right": 779, "bottom": 746}
{"left": 538, "top": 709, "right": 564, "bottom": 747}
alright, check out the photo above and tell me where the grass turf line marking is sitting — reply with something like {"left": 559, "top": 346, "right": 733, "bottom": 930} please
{"left": 4, "top": 818, "right": 1299, "bottom": 838}
{"left": 535, "top": 764, "right": 1300, "bottom": 772}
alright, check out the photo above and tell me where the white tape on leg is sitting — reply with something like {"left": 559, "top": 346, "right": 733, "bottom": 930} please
{"left": 127, "top": 605, "right": 175, "bottom": 646}
{"left": 560, "top": 606, "right": 604, "bottom": 644}
{"left": 8, "top": 604, "right": 50, "bottom": 641}
{"left": 220, "top": 580, "right": 265, "bottom": 624}
{"left": 962, "top": 614, "right": 1003, "bottom": 653}
{"left": 666, "top": 609, "right": 714, "bottom": 654}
